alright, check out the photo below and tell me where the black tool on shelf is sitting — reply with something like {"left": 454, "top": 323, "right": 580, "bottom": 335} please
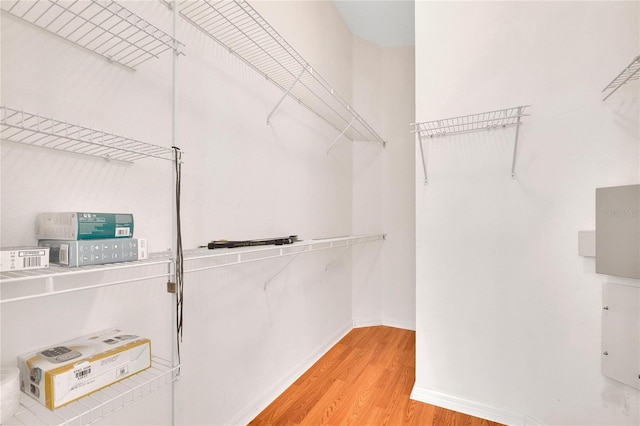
{"left": 207, "top": 235, "right": 299, "bottom": 249}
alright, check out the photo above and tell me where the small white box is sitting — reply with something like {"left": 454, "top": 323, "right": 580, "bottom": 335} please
{"left": 0, "top": 247, "right": 49, "bottom": 272}
{"left": 578, "top": 230, "right": 596, "bottom": 257}
{"left": 18, "top": 329, "right": 151, "bottom": 409}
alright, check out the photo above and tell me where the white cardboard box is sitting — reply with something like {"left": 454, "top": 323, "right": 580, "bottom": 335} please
{"left": 0, "top": 247, "right": 49, "bottom": 272}
{"left": 18, "top": 329, "right": 151, "bottom": 409}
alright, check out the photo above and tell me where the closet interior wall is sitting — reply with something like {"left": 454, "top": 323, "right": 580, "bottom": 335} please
{"left": 1, "top": 1, "right": 415, "bottom": 425}
{"left": 414, "top": 2, "right": 639, "bottom": 425}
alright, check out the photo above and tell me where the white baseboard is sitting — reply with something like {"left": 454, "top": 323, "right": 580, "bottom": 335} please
{"left": 227, "top": 323, "right": 352, "bottom": 425}
{"left": 352, "top": 317, "right": 383, "bottom": 328}
{"left": 410, "top": 385, "right": 526, "bottom": 426}
{"left": 353, "top": 316, "right": 416, "bottom": 331}
{"left": 382, "top": 316, "right": 416, "bottom": 331}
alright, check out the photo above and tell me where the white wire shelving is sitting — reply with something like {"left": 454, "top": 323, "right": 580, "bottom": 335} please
{"left": 0, "top": 106, "right": 175, "bottom": 162}
{"left": 0, "top": 235, "right": 385, "bottom": 302}
{"left": 175, "top": 0, "right": 386, "bottom": 150}
{"left": 183, "top": 234, "right": 386, "bottom": 289}
{"left": 412, "top": 105, "right": 530, "bottom": 184}
{"left": 0, "top": 253, "right": 173, "bottom": 304}
{"left": 4, "top": 357, "right": 179, "bottom": 426}
{"left": 603, "top": 55, "right": 640, "bottom": 101}
{"left": 0, "top": 0, "right": 184, "bottom": 71}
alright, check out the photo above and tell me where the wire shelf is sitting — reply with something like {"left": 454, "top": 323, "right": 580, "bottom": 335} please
{"left": 0, "top": 106, "right": 175, "bottom": 162}
{"left": 176, "top": 0, "right": 385, "bottom": 147}
{"left": 603, "top": 55, "right": 640, "bottom": 101}
{"left": 0, "top": 253, "right": 173, "bottom": 304}
{"left": 412, "top": 106, "right": 530, "bottom": 139}
{"left": 182, "top": 234, "right": 385, "bottom": 277}
{"left": 1, "top": 0, "right": 183, "bottom": 70}
{"left": 5, "top": 356, "right": 179, "bottom": 426}
{"left": 412, "top": 106, "right": 530, "bottom": 184}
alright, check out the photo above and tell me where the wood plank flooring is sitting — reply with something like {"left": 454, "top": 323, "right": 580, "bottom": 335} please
{"left": 250, "top": 326, "right": 504, "bottom": 425}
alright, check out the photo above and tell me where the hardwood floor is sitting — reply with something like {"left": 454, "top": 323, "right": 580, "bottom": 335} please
{"left": 249, "top": 326, "right": 503, "bottom": 425}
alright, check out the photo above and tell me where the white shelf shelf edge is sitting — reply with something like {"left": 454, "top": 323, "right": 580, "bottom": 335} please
{"left": 602, "top": 54, "right": 640, "bottom": 101}
{"left": 182, "top": 234, "right": 386, "bottom": 275}
{"left": 1, "top": 0, "right": 184, "bottom": 70}
{"left": 0, "top": 106, "right": 175, "bottom": 162}
{"left": 412, "top": 105, "right": 530, "bottom": 184}
{"left": 0, "top": 254, "right": 173, "bottom": 304}
{"left": 176, "top": 0, "right": 385, "bottom": 147}
{"left": 5, "top": 357, "right": 180, "bottom": 426}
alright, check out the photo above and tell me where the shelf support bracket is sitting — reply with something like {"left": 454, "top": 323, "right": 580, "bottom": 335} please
{"left": 325, "top": 245, "right": 351, "bottom": 271}
{"left": 603, "top": 55, "right": 640, "bottom": 101}
{"left": 511, "top": 107, "right": 523, "bottom": 179}
{"left": 326, "top": 117, "right": 356, "bottom": 155}
{"left": 266, "top": 67, "right": 306, "bottom": 125}
{"left": 418, "top": 134, "right": 428, "bottom": 185}
{"left": 264, "top": 251, "right": 302, "bottom": 291}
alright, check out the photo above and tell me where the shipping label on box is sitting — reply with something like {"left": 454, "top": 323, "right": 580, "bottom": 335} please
{"left": 0, "top": 247, "right": 49, "bottom": 272}
{"left": 39, "top": 238, "right": 147, "bottom": 267}
{"left": 18, "top": 329, "right": 151, "bottom": 409}
{"left": 36, "top": 212, "right": 134, "bottom": 240}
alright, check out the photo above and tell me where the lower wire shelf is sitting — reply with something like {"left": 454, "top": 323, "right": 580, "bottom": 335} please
{"left": 5, "top": 357, "right": 179, "bottom": 426}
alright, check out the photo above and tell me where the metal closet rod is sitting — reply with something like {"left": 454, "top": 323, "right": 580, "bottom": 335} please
{"left": 602, "top": 54, "right": 640, "bottom": 101}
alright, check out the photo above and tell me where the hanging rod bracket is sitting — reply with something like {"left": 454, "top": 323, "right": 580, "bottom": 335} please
{"left": 326, "top": 117, "right": 356, "bottom": 155}
{"left": 266, "top": 67, "right": 307, "bottom": 125}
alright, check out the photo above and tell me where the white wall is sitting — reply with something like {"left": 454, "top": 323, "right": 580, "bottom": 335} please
{"left": 351, "top": 37, "right": 416, "bottom": 330}
{"left": 1, "top": 1, "right": 415, "bottom": 424}
{"left": 414, "top": 2, "right": 639, "bottom": 425}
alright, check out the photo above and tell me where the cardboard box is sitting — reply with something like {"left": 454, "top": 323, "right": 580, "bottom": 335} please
{"left": 18, "top": 329, "right": 151, "bottom": 409}
{"left": 36, "top": 212, "right": 134, "bottom": 240}
{"left": 0, "top": 247, "right": 49, "bottom": 272}
{"left": 39, "top": 238, "right": 147, "bottom": 267}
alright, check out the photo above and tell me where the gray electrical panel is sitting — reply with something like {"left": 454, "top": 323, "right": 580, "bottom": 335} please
{"left": 596, "top": 184, "right": 640, "bottom": 279}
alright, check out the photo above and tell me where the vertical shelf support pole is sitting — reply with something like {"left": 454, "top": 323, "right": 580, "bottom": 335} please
{"left": 326, "top": 117, "right": 356, "bottom": 155}
{"left": 266, "top": 67, "right": 306, "bottom": 125}
{"left": 510, "top": 106, "right": 523, "bottom": 179}
{"left": 171, "top": 1, "right": 179, "bottom": 425}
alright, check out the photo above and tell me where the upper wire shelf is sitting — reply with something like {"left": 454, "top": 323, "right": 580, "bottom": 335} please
{"left": 0, "top": 106, "right": 175, "bottom": 162}
{"left": 412, "top": 106, "right": 530, "bottom": 139}
{"left": 1, "top": 0, "right": 184, "bottom": 70}
{"left": 412, "top": 105, "right": 530, "bottom": 184}
{"left": 602, "top": 55, "right": 640, "bottom": 101}
{"left": 176, "top": 0, "right": 385, "bottom": 147}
